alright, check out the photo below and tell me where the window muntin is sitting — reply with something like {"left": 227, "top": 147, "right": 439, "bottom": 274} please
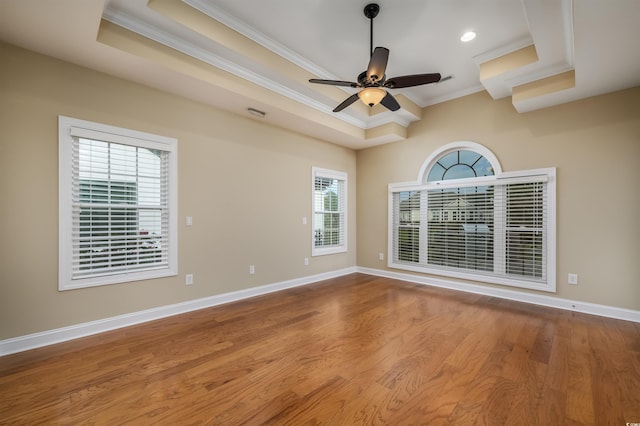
{"left": 426, "top": 149, "right": 494, "bottom": 182}
{"left": 59, "top": 116, "right": 177, "bottom": 290}
{"left": 389, "top": 143, "right": 555, "bottom": 292}
{"left": 312, "top": 168, "right": 347, "bottom": 256}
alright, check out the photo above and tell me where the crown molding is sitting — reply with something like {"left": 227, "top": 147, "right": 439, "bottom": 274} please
{"left": 102, "top": 7, "right": 371, "bottom": 128}
{"left": 182, "top": 0, "right": 417, "bottom": 131}
{"left": 419, "top": 84, "right": 486, "bottom": 108}
{"left": 472, "top": 36, "right": 535, "bottom": 66}
{"left": 184, "top": 0, "right": 337, "bottom": 81}
{"left": 504, "top": 62, "right": 574, "bottom": 89}
{"left": 102, "top": 4, "right": 421, "bottom": 134}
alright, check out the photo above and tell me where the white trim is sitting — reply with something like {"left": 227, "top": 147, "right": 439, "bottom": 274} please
{"left": 418, "top": 84, "right": 486, "bottom": 109}
{"left": 3, "top": 266, "right": 637, "bottom": 356}
{"left": 183, "top": 0, "right": 336, "bottom": 81}
{"left": 388, "top": 167, "right": 556, "bottom": 294}
{"left": 390, "top": 142, "right": 556, "bottom": 292}
{"left": 357, "top": 267, "right": 640, "bottom": 324}
{"left": 472, "top": 36, "right": 536, "bottom": 65}
{"left": 416, "top": 141, "right": 503, "bottom": 183}
{"left": 504, "top": 62, "right": 574, "bottom": 90}
{"left": 311, "top": 167, "right": 348, "bottom": 257}
{"left": 561, "top": 0, "right": 575, "bottom": 67}
{"left": 58, "top": 116, "right": 178, "bottom": 291}
{"left": 0, "top": 267, "right": 357, "bottom": 356}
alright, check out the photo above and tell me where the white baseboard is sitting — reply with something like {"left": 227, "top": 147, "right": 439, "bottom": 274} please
{"left": 0, "top": 267, "right": 357, "bottom": 356}
{"left": 3, "top": 265, "right": 638, "bottom": 356}
{"left": 357, "top": 266, "right": 640, "bottom": 323}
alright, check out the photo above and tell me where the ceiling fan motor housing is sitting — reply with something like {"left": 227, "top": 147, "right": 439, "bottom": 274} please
{"left": 358, "top": 70, "right": 385, "bottom": 87}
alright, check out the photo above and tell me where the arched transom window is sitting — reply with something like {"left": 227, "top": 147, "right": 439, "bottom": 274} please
{"left": 426, "top": 149, "right": 494, "bottom": 182}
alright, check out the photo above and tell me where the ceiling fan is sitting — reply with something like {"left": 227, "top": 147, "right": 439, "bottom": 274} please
{"left": 309, "top": 3, "right": 442, "bottom": 113}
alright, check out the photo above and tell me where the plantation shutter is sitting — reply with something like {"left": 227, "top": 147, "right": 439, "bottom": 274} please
{"left": 70, "top": 127, "right": 170, "bottom": 280}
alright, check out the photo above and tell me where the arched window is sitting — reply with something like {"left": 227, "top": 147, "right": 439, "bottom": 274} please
{"left": 426, "top": 149, "right": 494, "bottom": 181}
{"left": 389, "top": 142, "right": 556, "bottom": 293}
{"left": 417, "top": 141, "right": 502, "bottom": 183}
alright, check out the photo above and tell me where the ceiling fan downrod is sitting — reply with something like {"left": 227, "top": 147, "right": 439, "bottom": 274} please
{"left": 363, "top": 3, "right": 380, "bottom": 57}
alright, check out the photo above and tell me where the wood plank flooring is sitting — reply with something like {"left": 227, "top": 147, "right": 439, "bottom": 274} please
{"left": 1, "top": 273, "right": 639, "bottom": 424}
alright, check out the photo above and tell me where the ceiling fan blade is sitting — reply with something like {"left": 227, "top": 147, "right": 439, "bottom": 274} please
{"left": 333, "top": 93, "right": 360, "bottom": 112}
{"left": 384, "top": 73, "right": 442, "bottom": 88}
{"left": 309, "top": 79, "right": 359, "bottom": 87}
{"left": 380, "top": 92, "right": 401, "bottom": 111}
{"left": 366, "top": 47, "right": 389, "bottom": 82}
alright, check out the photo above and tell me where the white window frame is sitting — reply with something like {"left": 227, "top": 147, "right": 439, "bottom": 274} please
{"left": 59, "top": 116, "right": 178, "bottom": 291}
{"left": 312, "top": 167, "right": 348, "bottom": 256}
{"left": 388, "top": 142, "right": 556, "bottom": 292}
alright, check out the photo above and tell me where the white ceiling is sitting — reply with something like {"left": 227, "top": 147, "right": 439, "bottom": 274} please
{"left": 1, "top": 0, "right": 639, "bottom": 149}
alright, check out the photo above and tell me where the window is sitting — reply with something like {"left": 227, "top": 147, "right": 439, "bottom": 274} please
{"left": 312, "top": 167, "right": 347, "bottom": 256}
{"left": 389, "top": 142, "right": 556, "bottom": 292}
{"left": 59, "top": 116, "right": 178, "bottom": 290}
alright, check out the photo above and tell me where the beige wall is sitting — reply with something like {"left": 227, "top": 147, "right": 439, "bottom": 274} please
{"left": 1, "top": 40, "right": 639, "bottom": 342}
{"left": 357, "top": 88, "right": 640, "bottom": 310}
{"left": 0, "top": 43, "right": 356, "bottom": 340}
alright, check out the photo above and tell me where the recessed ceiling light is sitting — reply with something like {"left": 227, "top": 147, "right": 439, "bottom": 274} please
{"left": 460, "top": 31, "right": 476, "bottom": 42}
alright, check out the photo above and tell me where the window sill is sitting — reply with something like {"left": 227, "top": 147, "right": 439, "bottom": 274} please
{"left": 312, "top": 246, "right": 347, "bottom": 257}
{"left": 389, "top": 261, "right": 556, "bottom": 293}
{"left": 59, "top": 267, "right": 178, "bottom": 291}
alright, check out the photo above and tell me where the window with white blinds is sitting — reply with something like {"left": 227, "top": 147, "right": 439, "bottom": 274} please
{"left": 389, "top": 145, "right": 555, "bottom": 292}
{"left": 59, "top": 116, "right": 177, "bottom": 290}
{"left": 312, "top": 167, "right": 347, "bottom": 256}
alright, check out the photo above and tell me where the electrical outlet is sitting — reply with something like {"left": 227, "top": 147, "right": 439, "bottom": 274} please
{"left": 568, "top": 273, "right": 578, "bottom": 285}
{"left": 302, "top": 216, "right": 307, "bottom": 225}
{"left": 379, "top": 252, "right": 384, "bottom": 261}
{"left": 304, "top": 257, "right": 309, "bottom": 266}
{"left": 249, "top": 265, "right": 255, "bottom": 275}
{"left": 186, "top": 216, "right": 193, "bottom": 226}
{"left": 185, "top": 274, "right": 193, "bottom": 285}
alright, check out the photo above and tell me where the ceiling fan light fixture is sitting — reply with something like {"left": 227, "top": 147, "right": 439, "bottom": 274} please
{"left": 358, "top": 87, "right": 386, "bottom": 107}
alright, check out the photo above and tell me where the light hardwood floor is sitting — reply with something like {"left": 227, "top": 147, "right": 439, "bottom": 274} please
{"left": 1, "top": 273, "right": 639, "bottom": 424}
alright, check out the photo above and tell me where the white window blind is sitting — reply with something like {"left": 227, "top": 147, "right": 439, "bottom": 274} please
{"left": 59, "top": 116, "right": 177, "bottom": 290}
{"left": 390, "top": 172, "right": 555, "bottom": 292}
{"left": 72, "top": 137, "right": 169, "bottom": 278}
{"left": 312, "top": 167, "right": 347, "bottom": 256}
